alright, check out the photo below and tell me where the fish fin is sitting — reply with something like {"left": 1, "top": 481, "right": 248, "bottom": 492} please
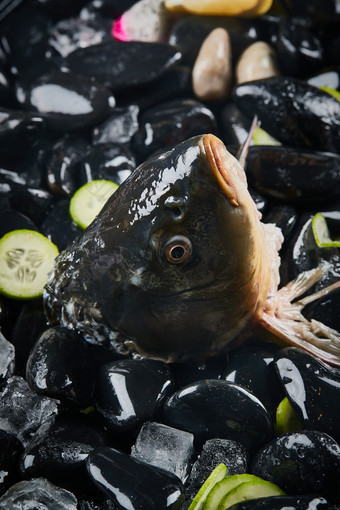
{"left": 260, "top": 263, "right": 340, "bottom": 367}
{"left": 237, "top": 115, "right": 258, "bottom": 169}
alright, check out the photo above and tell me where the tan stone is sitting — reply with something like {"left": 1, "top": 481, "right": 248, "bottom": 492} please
{"left": 235, "top": 41, "right": 279, "bottom": 84}
{"left": 192, "top": 27, "right": 232, "bottom": 101}
{"left": 165, "top": 0, "right": 273, "bottom": 17}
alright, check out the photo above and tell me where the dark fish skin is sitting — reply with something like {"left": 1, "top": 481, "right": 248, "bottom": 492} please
{"left": 44, "top": 134, "right": 266, "bottom": 362}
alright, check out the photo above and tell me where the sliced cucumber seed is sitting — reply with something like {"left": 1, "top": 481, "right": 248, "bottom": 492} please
{"left": 69, "top": 179, "right": 119, "bottom": 230}
{"left": 0, "top": 229, "right": 59, "bottom": 299}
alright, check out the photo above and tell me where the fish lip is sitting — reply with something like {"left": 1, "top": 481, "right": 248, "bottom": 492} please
{"left": 201, "top": 134, "right": 240, "bottom": 207}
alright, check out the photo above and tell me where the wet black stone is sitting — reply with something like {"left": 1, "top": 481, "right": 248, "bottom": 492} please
{"left": 245, "top": 146, "right": 340, "bottom": 202}
{"left": 10, "top": 300, "right": 47, "bottom": 376}
{"left": 6, "top": 183, "right": 53, "bottom": 225}
{"left": 227, "top": 495, "right": 331, "bottom": 509}
{"left": 0, "top": 7, "right": 52, "bottom": 82}
{"left": 280, "top": 0, "right": 340, "bottom": 25}
{"left": 252, "top": 430, "right": 340, "bottom": 499}
{"left": 161, "top": 379, "right": 273, "bottom": 453}
{"left": 169, "top": 15, "right": 263, "bottom": 68}
{"left": 116, "top": 65, "right": 193, "bottom": 111}
{"left": 274, "top": 17, "right": 324, "bottom": 78}
{"left": 263, "top": 205, "right": 298, "bottom": 243}
{"left": 63, "top": 40, "right": 182, "bottom": 92}
{"left": 0, "top": 209, "right": 38, "bottom": 238}
{"left": 233, "top": 77, "right": 340, "bottom": 154}
{"left": 26, "top": 327, "right": 96, "bottom": 407}
{"left": 275, "top": 347, "right": 340, "bottom": 443}
{"left": 20, "top": 414, "right": 108, "bottom": 488}
{"left": 221, "top": 103, "right": 252, "bottom": 147}
{"left": 0, "top": 430, "right": 23, "bottom": 495}
{"left": 26, "top": 70, "right": 115, "bottom": 132}
{"left": 0, "top": 108, "right": 44, "bottom": 154}
{"left": 45, "top": 133, "right": 91, "bottom": 197}
{"left": 35, "top": 0, "right": 89, "bottom": 19}
{"left": 92, "top": 105, "right": 139, "bottom": 146}
{"left": 79, "top": 143, "right": 135, "bottom": 184}
{"left": 131, "top": 98, "right": 216, "bottom": 163}
{"left": 86, "top": 447, "right": 185, "bottom": 510}
{"left": 222, "top": 340, "right": 285, "bottom": 419}
{"left": 184, "top": 438, "right": 249, "bottom": 508}
{"left": 41, "top": 199, "right": 80, "bottom": 251}
{"left": 94, "top": 359, "right": 175, "bottom": 435}
{"left": 170, "top": 353, "right": 228, "bottom": 388}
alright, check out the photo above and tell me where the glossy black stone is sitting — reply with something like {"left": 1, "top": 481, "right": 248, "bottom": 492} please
{"left": 233, "top": 77, "right": 340, "bottom": 153}
{"left": 307, "top": 67, "right": 340, "bottom": 90}
{"left": 45, "top": 133, "right": 91, "bottom": 197}
{"left": 92, "top": 105, "right": 139, "bottom": 146}
{"left": 41, "top": 199, "right": 80, "bottom": 251}
{"left": 222, "top": 340, "right": 285, "bottom": 419}
{"left": 161, "top": 379, "right": 273, "bottom": 452}
{"left": 0, "top": 7, "right": 52, "bottom": 82}
{"left": 169, "top": 15, "right": 263, "bottom": 67}
{"left": 86, "top": 447, "right": 185, "bottom": 510}
{"left": 252, "top": 430, "right": 340, "bottom": 499}
{"left": 64, "top": 40, "right": 182, "bottom": 92}
{"left": 116, "top": 65, "right": 193, "bottom": 111}
{"left": 0, "top": 430, "right": 23, "bottom": 495}
{"left": 5, "top": 183, "right": 53, "bottom": 225}
{"left": 263, "top": 205, "right": 298, "bottom": 243}
{"left": 245, "top": 146, "right": 340, "bottom": 202}
{"left": 20, "top": 414, "right": 108, "bottom": 487}
{"left": 274, "top": 17, "right": 324, "bottom": 78}
{"left": 275, "top": 347, "right": 340, "bottom": 442}
{"left": 26, "top": 327, "right": 96, "bottom": 406}
{"left": 227, "top": 495, "right": 331, "bottom": 509}
{"left": 279, "top": 0, "right": 340, "bottom": 25}
{"left": 184, "top": 438, "right": 249, "bottom": 507}
{"left": 170, "top": 353, "right": 227, "bottom": 388}
{"left": 26, "top": 70, "right": 115, "bottom": 132}
{"left": 0, "top": 209, "right": 38, "bottom": 238}
{"left": 79, "top": 143, "right": 135, "bottom": 184}
{"left": 131, "top": 99, "right": 216, "bottom": 163}
{"left": 10, "top": 300, "right": 47, "bottom": 376}
{"left": 94, "top": 359, "right": 175, "bottom": 434}
{"left": 221, "top": 103, "right": 252, "bottom": 147}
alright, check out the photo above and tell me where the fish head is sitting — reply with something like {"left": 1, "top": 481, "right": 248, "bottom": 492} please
{"left": 44, "top": 134, "right": 270, "bottom": 362}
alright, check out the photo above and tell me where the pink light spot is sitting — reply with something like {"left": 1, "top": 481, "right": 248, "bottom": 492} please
{"left": 112, "top": 16, "right": 131, "bottom": 41}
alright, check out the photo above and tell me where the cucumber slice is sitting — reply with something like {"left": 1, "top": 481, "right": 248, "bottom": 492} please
{"left": 252, "top": 126, "right": 281, "bottom": 146}
{"left": 188, "top": 463, "right": 228, "bottom": 510}
{"left": 320, "top": 86, "right": 340, "bottom": 103}
{"left": 203, "top": 474, "right": 261, "bottom": 510}
{"left": 0, "top": 229, "right": 59, "bottom": 299}
{"left": 69, "top": 179, "right": 119, "bottom": 230}
{"left": 218, "top": 478, "right": 285, "bottom": 509}
{"left": 312, "top": 213, "right": 340, "bottom": 248}
{"left": 275, "top": 396, "right": 303, "bottom": 435}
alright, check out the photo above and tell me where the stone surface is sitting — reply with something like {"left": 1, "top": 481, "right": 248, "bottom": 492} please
{"left": 192, "top": 27, "right": 232, "bottom": 101}
{"left": 235, "top": 41, "right": 279, "bottom": 84}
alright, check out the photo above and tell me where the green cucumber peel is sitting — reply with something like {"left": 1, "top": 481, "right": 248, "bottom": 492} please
{"left": 188, "top": 463, "right": 228, "bottom": 510}
{"left": 312, "top": 213, "right": 340, "bottom": 248}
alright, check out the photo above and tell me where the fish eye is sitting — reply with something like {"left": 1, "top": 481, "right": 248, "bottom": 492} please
{"left": 163, "top": 236, "right": 192, "bottom": 265}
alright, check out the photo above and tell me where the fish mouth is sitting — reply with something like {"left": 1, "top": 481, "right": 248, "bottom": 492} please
{"left": 201, "top": 134, "right": 240, "bottom": 208}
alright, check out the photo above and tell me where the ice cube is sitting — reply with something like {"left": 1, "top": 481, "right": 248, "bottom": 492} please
{"left": 0, "top": 331, "right": 14, "bottom": 383}
{"left": 131, "top": 421, "right": 196, "bottom": 482}
{"left": 0, "top": 478, "right": 77, "bottom": 509}
{"left": 0, "top": 376, "right": 58, "bottom": 446}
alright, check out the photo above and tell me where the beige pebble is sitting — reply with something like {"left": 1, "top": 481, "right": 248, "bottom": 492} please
{"left": 235, "top": 41, "right": 279, "bottom": 84}
{"left": 192, "top": 27, "right": 232, "bottom": 101}
{"left": 165, "top": 0, "right": 273, "bottom": 17}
